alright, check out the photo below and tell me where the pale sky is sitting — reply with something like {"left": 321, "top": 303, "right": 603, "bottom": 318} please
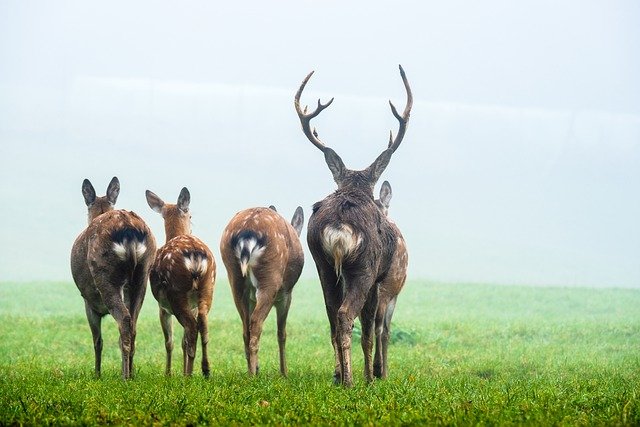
{"left": 1, "top": 0, "right": 639, "bottom": 287}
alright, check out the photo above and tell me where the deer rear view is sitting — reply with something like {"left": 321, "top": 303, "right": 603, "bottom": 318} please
{"left": 294, "top": 65, "right": 412, "bottom": 386}
{"left": 220, "top": 206, "right": 304, "bottom": 376}
{"left": 70, "top": 177, "right": 156, "bottom": 379}
{"left": 146, "top": 188, "right": 216, "bottom": 377}
{"left": 373, "top": 181, "right": 408, "bottom": 379}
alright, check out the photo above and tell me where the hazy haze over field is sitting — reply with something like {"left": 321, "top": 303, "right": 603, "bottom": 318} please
{"left": 1, "top": 1, "right": 639, "bottom": 287}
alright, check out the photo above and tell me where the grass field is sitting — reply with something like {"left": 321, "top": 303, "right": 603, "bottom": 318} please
{"left": 0, "top": 279, "right": 638, "bottom": 425}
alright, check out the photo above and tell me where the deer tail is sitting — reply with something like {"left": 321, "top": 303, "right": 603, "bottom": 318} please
{"left": 111, "top": 228, "right": 149, "bottom": 266}
{"left": 231, "top": 230, "right": 266, "bottom": 277}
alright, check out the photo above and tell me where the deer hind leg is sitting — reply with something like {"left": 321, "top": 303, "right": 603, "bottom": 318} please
{"left": 228, "top": 273, "right": 251, "bottom": 373}
{"left": 275, "top": 291, "right": 292, "bottom": 377}
{"left": 126, "top": 265, "right": 148, "bottom": 378}
{"left": 197, "top": 308, "right": 211, "bottom": 378}
{"left": 360, "top": 285, "right": 379, "bottom": 383}
{"left": 197, "top": 311, "right": 210, "bottom": 377}
{"left": 336, "top": 273, "right": 376, "bottom": 387}
{"left": 315, "top": 261, "right": 343, "bottom": 384}
{"left": 169, "top": 293, "right": 198, "bottom": 376}
{"left": 197, "top": 274, "right": 214, "bottom": 378}
{"left": 84, "top": 302, "right": 104, "bottom": 378}
{"left": 373, "top": 298, "right": 388, "bottom": 379}
{"left": 159, "top": 307, "right": 173, "bottom": 375}
{"left": 96, "top": 278, "right": 133, "bottom": 380}
{"left": 247, "top": 283, "right": 278, "bottom": 376}
{"left": 381, "top": 296, "right": 398, "bottom": 379}
{"left": 240, "top": 292, "right": 253, "bottom": 374}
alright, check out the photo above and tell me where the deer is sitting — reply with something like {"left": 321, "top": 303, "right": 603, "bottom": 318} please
{"left": 294, "top": 65, "right": 412, "bottom": 386}
{"left": 220, "top": 206, "right": 304, "bottom": 376}
{"left": 145, "top": 187, "right": 216, "bottom": 377}
{"left": 70, "top": 177, "right": 157, "bottom": 379}
{"left": 373, "top": 181, "right": 408, "bottom": 379}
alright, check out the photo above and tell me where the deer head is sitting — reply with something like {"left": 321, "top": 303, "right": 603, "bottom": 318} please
{"left": 374, "top": 180, "right": 393, "bottom": 216}
{"left": 145, "top": 187, "right": 192, "bottom": 242}
{"left": 82, "top": 176, "right": 120, "bottom": 223}
{"left": 294, "top": 65, "right": 412, "bottom": 193}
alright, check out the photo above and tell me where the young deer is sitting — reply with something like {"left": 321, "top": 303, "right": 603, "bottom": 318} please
{"left": 145, "top": 188, "right": 216, "bottom": 377}
{"left": 373, "top": 181, "right": 408, "bottom": 379}
{"left": 70, "top": 177, "right": 156, "bottom": 379}
{"left": 220, "top": 206, "right": 304, "bottom": 376}
{"left": 294, "top": 65, "right": 412, "bottom": 386}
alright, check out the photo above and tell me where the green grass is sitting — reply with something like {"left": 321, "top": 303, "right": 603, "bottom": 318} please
{"left": 0, "top": 280, "right": 638, "bottom": 425}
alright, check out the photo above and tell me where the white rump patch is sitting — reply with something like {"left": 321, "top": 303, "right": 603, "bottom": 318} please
{"left": 184, "top": 254, "right": 208, "bottom": 276}
{"left": 322, "top": 225, "right": 361, "bottom": 279}
{"left": 322, "top": 225, "right": 360, "bottom": 256}
{"left": 112, "top": 241, "right": 147, "bottom": 261}
{"left": 113, "top": 242, "right": 128, "bottom": 260}
{"left": 133, "top": 242, "right": 147, "bottom": 259}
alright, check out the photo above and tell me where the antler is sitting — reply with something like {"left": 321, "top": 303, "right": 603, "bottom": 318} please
{"left": 294, "top": 71, "right": 334, "bottom": 152}
{"left": 387, "top": 65, "right": 413, "bottom": 152}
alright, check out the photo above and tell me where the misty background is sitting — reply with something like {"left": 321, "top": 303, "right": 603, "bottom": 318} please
{"left": 1, "top": 1, "right": 638, "bottom": 287}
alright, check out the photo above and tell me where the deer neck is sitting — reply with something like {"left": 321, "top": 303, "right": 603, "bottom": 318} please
{"left": 164, "top": 220, "right": 190, "bottom": 243}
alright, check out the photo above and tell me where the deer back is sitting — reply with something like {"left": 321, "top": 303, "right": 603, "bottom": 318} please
{"left": 308, "top": 189, "right": 398, "bottom": 283}
{"left": 150, "top": 235, "right": 215, "bottom": 304}
{"left": 220, "top": 207, "right": 304, "bottom": 290}
{"left": 375, "top": 180, "right": 408, "bottom": 296}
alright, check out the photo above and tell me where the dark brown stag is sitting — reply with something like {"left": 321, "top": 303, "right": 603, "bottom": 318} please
{"left": 294, "top": 65, "right": 412, "bottom": 386}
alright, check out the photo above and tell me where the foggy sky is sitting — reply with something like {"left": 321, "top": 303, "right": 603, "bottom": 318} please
{"left": 1, "top": 0, "right": 639, "bottom": 287}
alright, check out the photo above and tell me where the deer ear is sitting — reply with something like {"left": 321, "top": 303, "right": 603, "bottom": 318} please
{"left": 366, "top": 148, "right": 393, "bottom": 185}
{"left": 379, "top": 181, "right": 392, "bottom": 209}
{"left": 291, "top": 206, "right": 304, "bottom": 237}
{"left": 145, "top": 190, "right": 165, "bottom": 214}
{"left": 324, "top": 148, "right": 346, "bottom": 184}
{"left": 177, "top": 187, "right": 190, "bottom": 212}
{"left": 268, "top": 205, "right": 277, "bottom": 212}
{"left": 106, "top": 177, "right": 120, "bottom": 205}
{"left": 82, "top": 179, "right": 96, "bottom": 206}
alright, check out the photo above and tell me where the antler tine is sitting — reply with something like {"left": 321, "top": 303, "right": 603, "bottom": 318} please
{"left": 387, "top": 64, "right": 413, "bottom": 152}
{"left": 294, "top": 71, "right": 335, "bottom": 152}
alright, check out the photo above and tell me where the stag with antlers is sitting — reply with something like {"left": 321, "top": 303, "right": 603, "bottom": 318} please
{"left": 294, "top": 65, "right": 412, "bottom": 386}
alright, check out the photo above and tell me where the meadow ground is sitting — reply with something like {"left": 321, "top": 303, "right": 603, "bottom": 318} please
{"left": 0, "top": 279, "right": 638, "bottom": 425}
